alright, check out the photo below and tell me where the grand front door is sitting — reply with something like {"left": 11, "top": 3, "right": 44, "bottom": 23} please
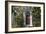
{"left": 26, "top": 11, "right": 30, "bottom": 26}
{"left": 23, "top": 7, "right": 33, "bottom": 27}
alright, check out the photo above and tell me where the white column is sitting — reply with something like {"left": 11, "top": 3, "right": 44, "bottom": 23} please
{"left": 30, "top": 16, "right": 33, "bottom": 26}
{"left": 23, "top": 11, "right": 26, "bottom": 26}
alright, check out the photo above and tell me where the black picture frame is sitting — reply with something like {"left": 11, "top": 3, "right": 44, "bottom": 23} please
{"left": 5, "top": 1, "right": 45, "bottom": 33}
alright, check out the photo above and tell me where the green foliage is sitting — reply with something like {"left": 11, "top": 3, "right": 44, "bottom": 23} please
{"left": 12, "top": 6, "right": 24, "bottom": 27}
{"left": 32, "top": 7, "right": 41, "bottom": 27}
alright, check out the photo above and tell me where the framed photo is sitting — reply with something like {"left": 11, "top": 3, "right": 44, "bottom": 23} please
{"left": 5, "top": 1, "right": 45, "bottom": 33}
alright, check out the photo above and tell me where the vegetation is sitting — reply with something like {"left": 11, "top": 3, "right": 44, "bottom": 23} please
{"left": 32, "top": 7, "right": 41, "bottom": 27}
{"left": 12, "top": 6, "right": 24, "bottom": 28}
